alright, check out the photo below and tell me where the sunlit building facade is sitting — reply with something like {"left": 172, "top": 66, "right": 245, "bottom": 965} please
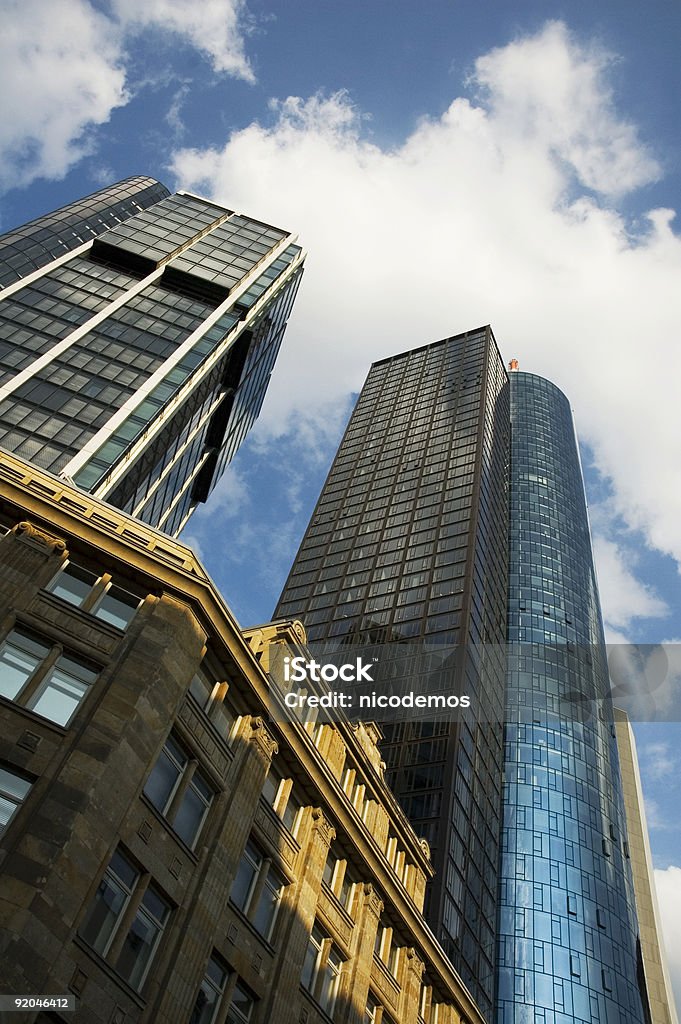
{"left": 0, "top": 177, "right": 304, "bottom": 535}
{"left": 0, "top": 448, "right": 486, "bottom": 1024}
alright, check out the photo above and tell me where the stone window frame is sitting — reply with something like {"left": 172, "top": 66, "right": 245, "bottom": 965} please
{"left": 142, "top": 732, "right": 214, "bottom": 850}
{"left": 44, "top": 558, "right": 142, "bottom": 630}
{"left": 0, "top": 626, "right": 98, "bottom": 727}
{"left": 79, "top": 846, "right": 171, "bottom": 992}
{"left": 0, "top": 763, "right": 32, "bottom": 835}
{"left": 301, "top": 922, "right": 344, "bottom": 1018}
{"left": 229, "top": 837, "right": 288, "bottom": 942}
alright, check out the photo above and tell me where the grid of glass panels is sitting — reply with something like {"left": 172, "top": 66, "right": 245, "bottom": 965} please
{"left": 0, "top": 176, "right": 169, "bottom": 290}
{"left": 94, "top": 193, "right": 225, "bottom": 267}
{"left": 274, "top": 327, "right": 508, "bottom": 1020}
{"left": 497, "top": 372, "right": 647, "bottom": 1024}
{"left": 0, "top": 182, "right": 302, "bottom": 535}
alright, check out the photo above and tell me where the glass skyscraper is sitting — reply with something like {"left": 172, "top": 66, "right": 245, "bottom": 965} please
{"left": 276, "top": 326, "right": 510, "bottom": 1019}
{"left": 0, "top": 177, "right": 304, "bottom": 535}
{"left": 498, "top": 370, "right": 648, "bottom": 1023}
{"left": 275, "top": 333, "right": 659, "bottom": 1024}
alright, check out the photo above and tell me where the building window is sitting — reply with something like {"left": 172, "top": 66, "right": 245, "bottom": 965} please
{"left": 0, "top": 765, "right": 32, "bottom": 835}
{"left": 189, "top": 664, "right": 237, "bottom": 742}
{"left": 322, "top": 843, "right": 357, "bottom": 911}
{"left": 45, "top": 561, "right": 141, "bottom": 630}
{"left": 230, "top": 839, "right": 286, "bottom": 940}
{"left": 0, "top": 628, "right": 97, "bottom": 726}
{"left": 143, "top": 735, "right": 213, "bottom": 848}
{"left": 301, "top": 923, "right": 344, "bottom": 1016}
{"left": 190, "top": 954, "right": 228, "bottom": 1024}
{"left": 261, "top": 764, "right": 302, "bottom": 834}
{"left": 365, "top": 993, "right": 380, "bottom": 1023}
{"left": 226, "top": 981, "right": 255, "bottom": 1024}
{"left": 79, "top": 848, "right": 170, "bottom": 990}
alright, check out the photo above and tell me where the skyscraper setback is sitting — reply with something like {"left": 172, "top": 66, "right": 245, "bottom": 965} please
{"left": 275, "top": 329, "right": 663, "bottom": 1023}
{"left": 0, "top": 177, "right": 304, "bottom": 535}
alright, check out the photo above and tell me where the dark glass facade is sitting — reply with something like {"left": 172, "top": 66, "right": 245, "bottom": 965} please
{"left": 275, "top": 326, "right": 509, "bottom": 1019}
{"left": 0, "top": 179, "right": 304, "bottom": 535}
{"left": 497, "top": 371, "right": 648, "bottom": 1024}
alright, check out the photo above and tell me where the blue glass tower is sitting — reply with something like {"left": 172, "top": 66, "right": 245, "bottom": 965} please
{"left": 497, "top": 370, "right": 649, "bottom": 1024}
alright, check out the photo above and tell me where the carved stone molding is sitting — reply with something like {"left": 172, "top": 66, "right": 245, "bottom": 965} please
{"left": 405, "top": 948, "right": 425, "bottom": 978}
{"left": 249, "top": 717, "right": 278, "bottom": 761}
{"left": 362, "top": 882, "right": 385, "bottom": 918}
{"left": 310, "top": 807, "right": 336, "bottom": 847}
{"left": 419, "top": 837, "right": 432, "bottom": 861}
{"left": 13, "top": 520, "right": 67, "bottom": 554}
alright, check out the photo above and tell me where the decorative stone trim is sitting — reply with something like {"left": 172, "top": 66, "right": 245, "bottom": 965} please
{"left": 406, "top": 948, "right": 425, "bottom": 979}
{"left": 13, "top": 520, "right": 66, "bottom": 554}
{"left": 310, "top": 807, "right": 336, "bottom": 847}
{"left": 362, "top": 883, "right": 385, "bottom": 918}
{"left": 249, "top": 717, "right": 279, "bottom": 761}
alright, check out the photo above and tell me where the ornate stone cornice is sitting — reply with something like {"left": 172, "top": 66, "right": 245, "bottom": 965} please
{"left": 310, "top": 807, "right": 336, "bottom": 847}
{"left": 248, "top": 717, "right": 278, "bottom": 761}
{"left": 13, "top": 520, "right": 67, "bottom": 554}
{"left": 405, "top": 948, "right": 425, "bottom": 978}
{"left": 362, "top": 882, "right": 385, "bottom": 918}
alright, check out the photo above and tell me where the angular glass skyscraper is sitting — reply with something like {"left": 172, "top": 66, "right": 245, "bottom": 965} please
{"left": 276, "top": 326, "right": 510, "bottom": 1019}
{"left": 0, "top": 177, "right": 304, "bottom": 535}
{"left": 275, "top": 333, "right": 659, "bottom": 1024}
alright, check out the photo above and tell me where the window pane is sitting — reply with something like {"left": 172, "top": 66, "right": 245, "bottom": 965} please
{"left": 172, "top": 783, "right": 210, "bottom": 847}
{"left": 226, "top": 983, "right": 253, "bottom": 1024}
{"left": 47, "top": 564, "right": 97, "bottom": 607}
{"left": 230, "top": 843, "right": 260, "bottom": 911}
{"left": 115, "top": 887, "right": 168, "bottom": 989}
{"left": 0, "top": 632, "right": 47, "bottom": 700}
{"left": 144, "top": 739, "right": 184, "bottom": 812}
{"left": 80, "top": 862, "right": 133, "bottom": 955}
{"left": 28, "top": 658, "right": 95, "bottom": 726}
{"left": 0, "top": 766, "right": 32, "bottom": 802}
{"left": 95, "top": 585, "right": 140, "bottom": 630}
{"left": 252, "top": 867, "right": 283, "bottom": 939}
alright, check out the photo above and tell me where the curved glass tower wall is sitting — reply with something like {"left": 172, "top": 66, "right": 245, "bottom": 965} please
{"left": 497, "top": 371, "right": 648, "bottom": 1024}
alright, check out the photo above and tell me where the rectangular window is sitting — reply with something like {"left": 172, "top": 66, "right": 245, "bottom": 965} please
{"left": 0, "top": 765, "right": 32, "bottom": 834}
{"left": 143, "top": 735, "right": 213, "bottom": 848}
{"left": 261, "top": 764, "right": 302, "bottom": 834}
{"left": 301, "top": 924, "right": 343, "bottom": 1016}
{"left": 0, "top": 628, "right": 97, "bottom": 726}
{"left": 190, "top": 954, "right": 228, "bottom": 1024}
{"left": 45, "top": 561, "right": 141, "bottom": 630}
{"left": 189, "top": 663, "right": 237, "bottom": 742}
{"left": 79, "top": 848, "right": 170, "bottom": 991}
{"left": 230, "top": 839, "right": 286, "bottom": 941}
{"left": 226, "top": 981, "right": 254, "bottom": 1024}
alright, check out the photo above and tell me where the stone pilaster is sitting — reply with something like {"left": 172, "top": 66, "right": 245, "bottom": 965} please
{"left": 262, "top": 807, "right": 336, "bottom": 1024}
{"left": 336, "top": 883, "right": 384, "bottom": 1024}
{"left": 400, "top": 948, "right": 425, "bottom": 1024}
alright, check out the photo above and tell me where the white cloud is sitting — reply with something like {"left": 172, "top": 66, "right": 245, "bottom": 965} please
{"left": 112, "top": 0, "right": 255, "bottom": 81}
{"left": 640, "top": 741, "right": 677, "bottom": 781}
{"left": 0, "top": 0, "right": 128, "bottom": 189}
{"left": 654, "top": 866, "right": 681, "bottom": 1013}
{"left": 0, "top": 0, "right": 254, "bottom": 191}
{"left": 593, "top": 534, "right": 668, "bottom": 630}
{"left": 171, "top": 20, "right": 681, "bottom": 606}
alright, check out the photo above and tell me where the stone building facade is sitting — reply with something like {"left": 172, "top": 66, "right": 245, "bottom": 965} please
{"left": 0, "top": 448, "right": 485, "bottom": 1024}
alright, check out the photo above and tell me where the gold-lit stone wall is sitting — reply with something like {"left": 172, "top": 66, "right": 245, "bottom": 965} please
{"left": 0, "top": 451, "right": 485, "bottom": 1024}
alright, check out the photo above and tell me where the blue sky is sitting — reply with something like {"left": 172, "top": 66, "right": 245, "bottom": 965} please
{"left": 2, "top": 0, "right": 681, "bottom": 1005}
